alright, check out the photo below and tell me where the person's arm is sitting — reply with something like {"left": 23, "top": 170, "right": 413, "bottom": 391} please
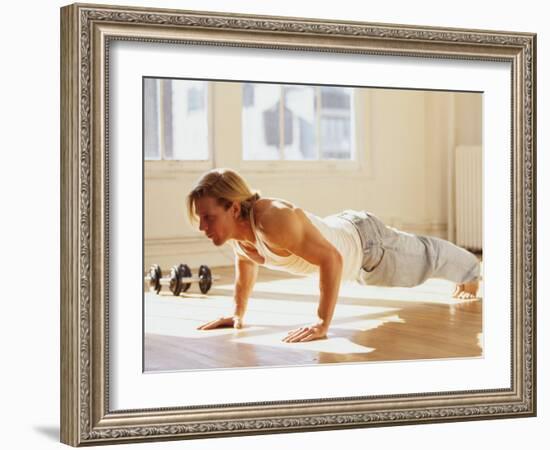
{"left": 233, "top": 255, "right": 259, "bottom": 326}
{"left": 258, "top": 207, "right": 343, "bottom": 342}
{"left": 197, "top": 254, "right": 258, "bottom": 330}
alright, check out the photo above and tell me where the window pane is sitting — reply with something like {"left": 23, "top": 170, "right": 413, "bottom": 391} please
{"left": 319, "top": 87, "right": 353, "bottom": 160}
{"left": 241, "top": 83, "right": 356, "bottom": 163}
{"left": 242, "top": 83, "right": 282, "bottom": 160}
{"left": 283, "top": 86, "right": 317, "bottom": 160}
{"left": 143, "top": 79, "right": 160, "bottom": 160}
{"left": 167, "top": 80, "right": 209, "bottom": 160}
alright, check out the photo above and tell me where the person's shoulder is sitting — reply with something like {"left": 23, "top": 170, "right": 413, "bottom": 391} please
{"left": 254, "top": 198, "right": 295, "bottom": 216}
{"left": 254, "top": 198, "right": 300, "bottom": 233}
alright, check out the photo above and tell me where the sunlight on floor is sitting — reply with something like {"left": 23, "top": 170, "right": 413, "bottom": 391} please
{"left": 335, "top": 315, "right": 405, "bottom": 331}
{"left": 145, "top": 268, "right": 483, "bottom": 370}
{"left": 235, "top": 334, "right": 375, "bottom": 354}
{"left": 145, "top": 293, "right": 400, "bottom": 341}
{"left": 215, "top": 276, "right": 483, "bottom": 305}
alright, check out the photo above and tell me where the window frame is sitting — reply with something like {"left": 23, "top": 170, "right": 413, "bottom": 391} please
{"left": 239, "top": 85, "right": 367, "bottom": 174}
{"left": 143, "top": 79, "right": 369, "bottom": 177}
{"left": 144, "top": 79, "right": 215, "bottom": 177}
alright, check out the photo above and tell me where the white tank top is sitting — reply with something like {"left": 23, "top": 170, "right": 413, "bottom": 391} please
{"left": 231, "top": 208, "right": 363, "bottom": 281}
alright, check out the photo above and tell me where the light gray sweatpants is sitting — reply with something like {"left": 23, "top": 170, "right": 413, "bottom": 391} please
{"left": 339, "top": 210, "right": 480, "bottom": 287}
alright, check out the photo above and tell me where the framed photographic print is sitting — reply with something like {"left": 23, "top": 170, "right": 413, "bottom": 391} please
{"left": 60, "top": 3, "right": 536, "bottom": 446}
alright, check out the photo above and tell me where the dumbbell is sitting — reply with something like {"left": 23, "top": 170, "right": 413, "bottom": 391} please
{"left": 145, "top": 264, "right": 216, "bottom": 295}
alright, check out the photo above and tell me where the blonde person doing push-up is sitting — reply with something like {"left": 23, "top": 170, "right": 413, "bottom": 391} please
{"left": 187, "top": 169, "right": 480, "bottom": 344}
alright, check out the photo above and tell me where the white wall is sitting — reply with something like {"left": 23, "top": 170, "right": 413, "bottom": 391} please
{"left": 1, "top": 1, "right": 547, "bottom": 450}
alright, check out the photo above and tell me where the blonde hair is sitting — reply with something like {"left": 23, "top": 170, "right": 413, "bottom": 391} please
{"left": 186, "top": 168, "right": 261, "bottom": 223}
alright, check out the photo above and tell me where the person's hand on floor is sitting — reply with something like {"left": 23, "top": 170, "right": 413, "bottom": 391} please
{"left": 283, "top": 323, "right": 328, "bottom": 343}
{"left": 197, "top": 316, "right": 243, "bottom": 330}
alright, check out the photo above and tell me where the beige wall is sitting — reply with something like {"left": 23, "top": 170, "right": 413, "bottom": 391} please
{"left": 144, "top": 83, "right": 481, "bottom": 270}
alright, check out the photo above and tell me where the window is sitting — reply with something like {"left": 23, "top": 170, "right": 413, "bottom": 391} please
{"left": 242, "top": 83, "right": 355, "bottom": 162}
{"left": 143, "top": 78, "right": 209, "bottom": 161}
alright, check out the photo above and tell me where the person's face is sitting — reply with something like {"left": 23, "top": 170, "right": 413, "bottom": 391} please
{"left": 194, "top": 196, "right": 239, "bottom": 246}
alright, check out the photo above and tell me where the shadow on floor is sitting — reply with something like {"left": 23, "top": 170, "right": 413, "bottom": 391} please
{"left": 33, "top": 425, "right": 59, "bottom": 441}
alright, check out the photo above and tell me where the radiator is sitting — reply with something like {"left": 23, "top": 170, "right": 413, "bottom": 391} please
{"left": 455, "top": 145, "right": 483, "bottom": 252}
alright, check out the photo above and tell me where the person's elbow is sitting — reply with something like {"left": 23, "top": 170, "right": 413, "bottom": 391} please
{"left": 324, "top": 247, "right": 343, "bottom": 272}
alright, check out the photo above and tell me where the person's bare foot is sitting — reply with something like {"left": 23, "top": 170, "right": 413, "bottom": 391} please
{"left": 453, "top": 279, "right": 480, "bottom": 300}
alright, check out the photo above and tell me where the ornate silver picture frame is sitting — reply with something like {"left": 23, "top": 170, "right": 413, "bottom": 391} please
{"left": 60, "top": 3, "right": 536, "bottom": 446}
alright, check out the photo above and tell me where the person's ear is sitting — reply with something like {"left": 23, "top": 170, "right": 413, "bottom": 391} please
{"left": 232, "top": 201, "right": 241, "bottom": 219}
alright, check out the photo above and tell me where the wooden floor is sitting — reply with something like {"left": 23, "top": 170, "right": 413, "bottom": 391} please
{"left": 144, "top": 266, "right": 483, "bottom": 372}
